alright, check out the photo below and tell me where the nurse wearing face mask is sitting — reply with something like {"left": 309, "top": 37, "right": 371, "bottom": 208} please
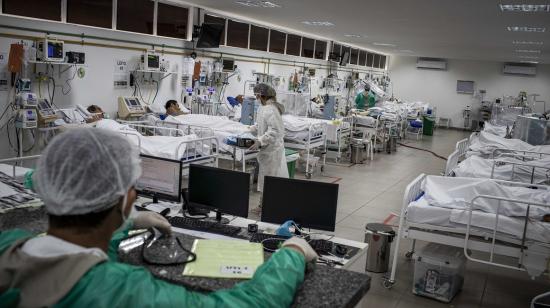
{"left": 0, "top": 128, "right": 316, "bottom": 307}
{"left": 248, "top": 83, "right": 289, "bottom": 193}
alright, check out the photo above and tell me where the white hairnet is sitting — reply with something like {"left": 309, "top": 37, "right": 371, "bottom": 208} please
{"left": 254, "top": 83, "right": 277, "bottom": 98}
{"left": 34, "top": 128, "right": 142, "bottom": 216}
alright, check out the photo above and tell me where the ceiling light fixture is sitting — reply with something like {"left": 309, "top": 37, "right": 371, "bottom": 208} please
{"left": 500, "top": 4, "right": 550, "bottom": 12}
{"left": 520, "top": 60, "right": 539, "bottom": 64}
{"left": 515, "top": 49, "right": 542, "bottom": 53}
{"left": 373, "top": 42, "right": 396, "bottom": 47}
{"left": 344, "top": 34, "right": 362, "bottom": 38}
{"left": 513, "top": 40, "right": 544, "bottom": 45}
{"left": 235, "top": 1, "right": 281, "bottom": 8}
{"left": 507, "top": 26, "right": 546, "bottom": 32}
{"left": 301, "top": 21, "right": 334, "bottom": 26}
{"left": 519, "top": 55, "right": 540, "bottom": 59}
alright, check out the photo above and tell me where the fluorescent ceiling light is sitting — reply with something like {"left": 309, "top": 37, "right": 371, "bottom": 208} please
{"left": 373, "top": 42, "right": 396, "bottom": 47}
{"left": 519, "top": 55, "right": 540, "bottom": 59}
{"left": 520, "top": 60, "right": 539, "bottom": 64}
{"left": 507, "top": 26, "right": 546, "bottom": 32}
{"left": 235, "top": 1, "right": 281, "bottom": 8}
{"left": 513, "top": 40, "right": 544, "bottom": 45}
{"left": 301, "top": 21, "right": 334, "bottom": 26}
{"left": 344, "top": 34, "right": 362, "bottom": 38}
{"left": 515, "top": 49, "right": 542, "bottom": 53}
{"left": 500, "top": 4, "right": 550, "bottom": 12}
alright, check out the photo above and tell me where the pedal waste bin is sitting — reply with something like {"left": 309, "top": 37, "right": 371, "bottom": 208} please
{"left": 350, "top": 138, "right": 365, "bottom": 164}
{"left": 365, "top": 223, "right": 395, "bottom": 272}
{"left": 423, "top": 116, "right": 435, "bottom": 136}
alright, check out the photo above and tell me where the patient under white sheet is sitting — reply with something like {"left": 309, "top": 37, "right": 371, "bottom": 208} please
{"left": 422, "top": 175, "right": 550, "bottom": 219}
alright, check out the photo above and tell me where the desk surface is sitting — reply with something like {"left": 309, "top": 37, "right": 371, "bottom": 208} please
{"left": 1, "top": 206, "right": 371, "bottom": 308}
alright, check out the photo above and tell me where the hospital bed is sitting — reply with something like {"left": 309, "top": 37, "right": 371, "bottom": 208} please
{"left": 445, "top": 150, "right": 550, "bottom": 185}
{"left": 282, "top": 116, "right": 328, "bottom": 179}
{"left": 157, "top": 114, "right": 259, "bottom": 172}
{"left": 385, "top": 174, "right": 550, "bottom": 288}
{"left": 283, "top": 114, "right": 352, "bottom": 163}
{"left": 97, "top": 120, "right": 219, "bottom": 168}
{"left": 0, "top": 156, "right": 42, "bottom": 212}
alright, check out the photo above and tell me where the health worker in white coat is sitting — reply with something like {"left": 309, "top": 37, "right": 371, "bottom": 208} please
{"left": 249, "top": 83, "right": 289, "bottom": 192}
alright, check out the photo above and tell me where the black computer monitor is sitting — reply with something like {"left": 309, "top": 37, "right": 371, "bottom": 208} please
{"left": 188, "top": 164, "right": 250, "bottom": 222}
{"left": 135, "top": 155, "right": 182, "bottom": 203}
{"left": 261, "top": 176, "right": 339, "bottom": 231}
{"left": 196, "top": 23, "right": 224, "bottom": 48}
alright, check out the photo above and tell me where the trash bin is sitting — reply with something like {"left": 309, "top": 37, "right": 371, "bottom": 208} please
{"left": 350, "top": 138, "right": 365, "bottom": 164}
{"left": 285, "top": 149, "right": 299, "bottom": 179}
{"left": 423, "top": 116, "right": 435, "bottom": 136}
{"left": 364, "top": 223, "right": 395, "bottom": 272}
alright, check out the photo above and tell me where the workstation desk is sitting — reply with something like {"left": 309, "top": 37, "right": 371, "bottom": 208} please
{"left": 1, "top": 202, "right": 371, "bottom": 308}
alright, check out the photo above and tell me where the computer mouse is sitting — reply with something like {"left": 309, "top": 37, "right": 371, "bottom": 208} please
{"left": 335, "top": 244, "right": 348, "bottom": 256}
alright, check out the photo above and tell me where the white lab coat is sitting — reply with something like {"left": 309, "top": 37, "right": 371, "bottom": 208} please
{"left": 251, "top": 99, "right": 289, "bottom": 191}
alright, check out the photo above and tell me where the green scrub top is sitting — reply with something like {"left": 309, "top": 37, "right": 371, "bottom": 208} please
{"left": 0, "top": 228, "right": 306, "bottom": 308}
{"left": 355, "top": 92, "right": 367, "bottom": 110}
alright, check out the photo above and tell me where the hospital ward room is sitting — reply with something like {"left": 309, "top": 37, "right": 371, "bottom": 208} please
{"left": 2, "top": 1, "right": 550, "bottom": 307}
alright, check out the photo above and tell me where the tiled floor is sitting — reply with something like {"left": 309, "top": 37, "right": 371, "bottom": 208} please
{"left": 248, "top": 128, "right": 550, "bottom": 308}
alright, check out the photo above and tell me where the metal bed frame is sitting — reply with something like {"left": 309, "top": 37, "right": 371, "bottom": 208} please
{"left": 324, "top": 116, "right": 353, "bottom": 163}
{"left": 385, "top": 174, "right": 550, "bottom": 288}
{"left": 154, "top": 118, "right": 259, "bottom": 172}
{"left": 284, "top": 122, "right": 327, "bottom": 179}
{"left": 116, "top": 122, "right": 219, "bottom": 168}
{"left": 445, "top": 149, "right": 550, "bottom": 184}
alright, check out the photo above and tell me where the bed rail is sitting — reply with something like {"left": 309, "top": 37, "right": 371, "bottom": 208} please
{"left": 491, "top": 148, "right": 550, "bottom": 160}
{"left": 118, "top": 122, "right": 187, "bottom": 137}
{"left": 465, "top": 194, "right": 550, "bottom": 276}
{"left": 0, "top": 155, "right": 41, "bottom": 178}
{"left": 444, "top": 150, "right": 460, "bottom": 176}
{"left": 284, "top": 122, "right": 327, "bottom": 178}
{"left": 455, "top": 138, "right": 469, "bottom": 160}
{"left": 490, "top": 158, "right": 550, "bottom": 184}
{"left": 155, "top": 120, "right": 216, "bottom": 138}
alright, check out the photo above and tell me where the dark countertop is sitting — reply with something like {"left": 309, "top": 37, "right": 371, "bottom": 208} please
{"left": 2, "top": 207, "right": 371, "bottom": 308}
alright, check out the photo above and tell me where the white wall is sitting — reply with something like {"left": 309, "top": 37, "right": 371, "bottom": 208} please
{"left": 0, "top": 15, "right": 385, "bottom": 159}
{"left": 389, "top": 56, "right": 550, "bottom": 128}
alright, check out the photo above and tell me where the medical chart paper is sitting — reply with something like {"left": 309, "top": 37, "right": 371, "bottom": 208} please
{"left": 183, "top": 239, "right": 264, "bottom": 279}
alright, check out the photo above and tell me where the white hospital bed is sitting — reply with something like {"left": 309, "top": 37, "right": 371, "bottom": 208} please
{"left": 282, "top": 115, "right": 328, "bottom": 178}
{"left": 159, "top": 114, "right": 259, "bottom": 172}
{"left": 445, "top": 150, "right": 550, "bottom": 185}
{"left": 97, "top": 120, "right": 219, "bottom": 167}
{"left": 385, "top": 174, "right": 550, "bottom": 288}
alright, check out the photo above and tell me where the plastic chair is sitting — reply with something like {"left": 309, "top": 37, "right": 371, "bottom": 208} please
{"left": 357, "top": 128, "right": 375, "bottom": 161}
{"left": 406, "top": 120, "right": 423, "bottom": 140}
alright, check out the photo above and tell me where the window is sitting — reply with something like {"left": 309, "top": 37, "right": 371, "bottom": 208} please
{"left": 157, "top": 3, "right": 189, "bottom": 39}
{"left": 342, "top": 46, "right": 351, "bottom": 63}
{"left": 3, "top": 0, "right": 61, "bottom": 21}
{"left": 359, "top": 50, "right": 367, "bottom": 66}
{"left": 249, "top": 25, "right": 269, "bottom": 51}
{"left": 67, "top": 0, "right": 112, "bottom": 28}
{"left": 204, "top": 14, "right": 226, "bottom": 46}
{"left": 380, "top": 55, "right": 387, "bottom": 69}
{"left": 366, "top": 53, "right": 374, "bottom": 67}
{"left": 332, "top": 43, "right": 342, "bottom": 58}
{"left": 227, "top": 20, "right": 249, "bottom": 48}
{"left": 373, "top": 54, "right": 381, "bottom": 68}
{"left": 301, "top": 37, "right": 314, "bottom": 58}
{"left": 314, "top": 40, "right": 326, "bottom": 60}
{"left": 117, "top": 0, "right": 154, "bottom": 34}
{"left": 269, "top": 30, "right": 286, "bottom": 54}
{"left": 286, "top": 34, "right": 301, "bottom": 56}
{"left": 350, "top": 48, "right": 359, "bottom": 65}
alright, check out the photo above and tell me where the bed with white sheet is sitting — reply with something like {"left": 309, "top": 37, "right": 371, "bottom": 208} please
{"left": 482, "top": 122, "right": 508, "bottom": 138}
{"left": 447, "top": 153, "right": 550, "bottom": 184}
{"left": 468, "top": 131, "right": 550, "bottom": 158}
{"left": 385, "top": 174, "right": 550, "bottom": 289}
{"left": 96, "top": 119, "right": 218, "bottom": 165}
{"left": 160, "top": 114, "right": 258, "bottom": 171}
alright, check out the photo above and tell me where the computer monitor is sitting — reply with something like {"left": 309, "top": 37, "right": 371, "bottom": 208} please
{"left": 261, "top": 176, "right": 339, "bottom": 231}
{"left": 196, "top": 23, "right": 224, "bottom": 48}
{"left": 188, "top": 164, "right": 250, "bottom": 222}
{"left": 135, "top": 155, "right": 182, "bottom": 203}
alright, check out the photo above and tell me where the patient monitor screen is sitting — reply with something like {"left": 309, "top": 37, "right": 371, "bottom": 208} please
{"left": 126, "top": 98, "right": 139, "bottom": 107}
{"left": 136, "top": 155, "right": 182, "bottom": 202}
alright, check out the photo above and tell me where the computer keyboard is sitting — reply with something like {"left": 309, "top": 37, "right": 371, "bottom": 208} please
{"left": 308, "top": 239, "right": 334, "bottom": 254}
{"left": 169, "top": 216, "right": 241, "bottom": 236}
{"left": 249, "top": 232, "right": 290, "bottom": 243}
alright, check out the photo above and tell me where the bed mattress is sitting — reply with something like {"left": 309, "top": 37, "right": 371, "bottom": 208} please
{"left": 407, "top": 197, "right": 550, "bottom": 243}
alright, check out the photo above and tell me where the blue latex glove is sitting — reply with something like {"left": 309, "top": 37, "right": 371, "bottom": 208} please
{"left": 276, "top": 220, "right": 296, "bottom": 237}
{"left": 227, "top": 96, "right": 239, "bottom": 107}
